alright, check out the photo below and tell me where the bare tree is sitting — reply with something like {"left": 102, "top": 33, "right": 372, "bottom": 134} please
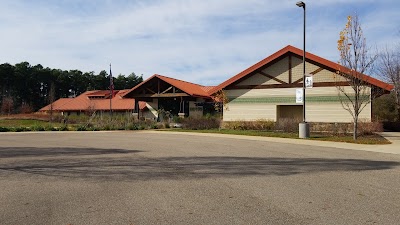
{"left": 212, "top": 90, "right": 229, "bottom": 113}
{"left": 377, "top": 45, "right": 400, "bottom": 121}
{"left": 1, "top": 96, "right": 14, "bottom": 115}
{"left": 336, "top": 14, "right": 378, "bottom": 140}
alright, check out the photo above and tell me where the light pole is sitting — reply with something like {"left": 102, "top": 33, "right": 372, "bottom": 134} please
{"left": 296, "top": 1, "right": 309, "bottom": 138}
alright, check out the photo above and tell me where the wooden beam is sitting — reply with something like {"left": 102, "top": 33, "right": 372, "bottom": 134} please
{"left": 228, "top": 81, "right": 350, "bottom": 90}
{"left": 310, "top": 67, "right": 324, "bottom": 75}
{"left": 293, "top": 67, "right": 324, "bottom": 84}
{"left": 293, "top": 77, "right": 303, "bottom": 84}
{"left": 258, "top": 71, "right": 287, "bottom": 84}
{"left": 161, "top": 86, "right": 173, "bottom": 94}
{"left": 146, "top": 88, "right": 156, "bottom": 94}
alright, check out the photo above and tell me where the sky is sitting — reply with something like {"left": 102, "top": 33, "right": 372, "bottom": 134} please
{"left": 0, "top": 0, "right": 399, "bottom": 86}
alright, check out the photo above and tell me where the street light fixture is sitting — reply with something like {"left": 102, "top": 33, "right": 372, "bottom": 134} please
{"left": 296, "top": 1, "right": 310, "bottom": 138}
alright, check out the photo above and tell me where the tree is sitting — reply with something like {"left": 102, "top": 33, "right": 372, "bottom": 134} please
{"left": 1, "top": 96, "right": 14, "bottom": 115}
{"left": 211, "top": 90, "right": 229, "bottom": 114}
{"left": 377, "top": 46, "right": 400, "bottom": 121}
{"left": 336, "top": 15, "right": 378, "bottom": 140}
{"left": 114, "top": 72, "right": 143, "bottom": 90}
{"left": 373, "top": 92, "right": 397, "bottom": 122}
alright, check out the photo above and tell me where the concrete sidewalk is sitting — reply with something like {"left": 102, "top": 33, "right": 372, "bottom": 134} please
{"left": 149, "top": 131, "right": 400, "bottom": 155}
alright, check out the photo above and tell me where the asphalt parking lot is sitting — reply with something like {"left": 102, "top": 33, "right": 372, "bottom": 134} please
{"left": 1, "top": 131, "right": 400, "bottom": 224}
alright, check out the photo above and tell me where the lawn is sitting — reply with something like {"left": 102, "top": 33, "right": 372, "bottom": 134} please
{"left": 0, "top": 119, "right": 59, "bottom": 127}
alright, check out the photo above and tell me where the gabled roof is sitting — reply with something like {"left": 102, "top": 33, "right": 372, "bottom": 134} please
{"left": 39, "top": 98, "right": 74, "bottom": 111}
{"left": 39, "top": 89, "right": 146, "bottom": 112}
{"left": 122, "top": 74, "right": 212, "bottom": 98}
{"left": 208, "top": 45, "right": 394, "bottom": 94}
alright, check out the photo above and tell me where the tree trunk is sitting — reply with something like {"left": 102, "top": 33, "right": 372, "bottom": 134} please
{"left": 353, "top": 116, "right": 358, "bottom": 140}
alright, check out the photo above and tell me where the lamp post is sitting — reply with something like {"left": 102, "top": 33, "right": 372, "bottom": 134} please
{"left": 296, "top": 1, "right": 310, "bottom": 138}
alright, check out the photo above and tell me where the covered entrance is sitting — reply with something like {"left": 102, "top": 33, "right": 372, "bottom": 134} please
{"left": 122, "top": 74, "right": 214, "bottom": 120}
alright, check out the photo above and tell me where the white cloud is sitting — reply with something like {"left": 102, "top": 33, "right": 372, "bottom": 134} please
{"left": 0, "top": 0, "right": 399, "bottom": 86}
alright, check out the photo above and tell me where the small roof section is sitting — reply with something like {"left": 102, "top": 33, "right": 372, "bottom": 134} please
{"left": 122, "top": 74, "right": 212, "bottom": 98}
{"left": 208, "top": 45, "right": 394, "bottom": 94}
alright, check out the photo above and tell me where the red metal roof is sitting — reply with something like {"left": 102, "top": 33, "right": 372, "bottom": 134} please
{"left": 39, "top": 90, "right": 147, "bottom": 112}
{"left": 208, "top": 45, "right": 394, "bottom": 94}
{"left": 39, "top": 98, "right": 74, "bottom": 111}
{"left": 122, "top": 74, "right": 212, "bottom": 98}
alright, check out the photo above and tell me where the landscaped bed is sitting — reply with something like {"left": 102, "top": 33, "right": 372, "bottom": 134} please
{"left": 163, "top": 129, "right": 391, "bottom": 145}
{"left": 0, "top": 115, "right": 391, "bottom": 144}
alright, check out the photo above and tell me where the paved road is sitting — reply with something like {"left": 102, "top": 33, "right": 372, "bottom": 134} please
{"left": 0, "top": 131, "right": 399, "bottom": 225}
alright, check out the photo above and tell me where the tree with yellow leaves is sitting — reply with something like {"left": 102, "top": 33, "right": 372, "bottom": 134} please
{"left": 336, "top": 14, "right": 378, "bottom": 140}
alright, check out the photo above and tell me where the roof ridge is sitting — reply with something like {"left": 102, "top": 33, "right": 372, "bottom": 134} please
{"left": 155, "top": 74, "right": 206, "bottom": 87}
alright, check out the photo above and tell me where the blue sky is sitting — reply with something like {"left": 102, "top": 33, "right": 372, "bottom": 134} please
{"left": 0, "top": 0, "right": 399, "bottom": 86}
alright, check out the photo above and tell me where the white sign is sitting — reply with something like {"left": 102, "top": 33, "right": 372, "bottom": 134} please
{"left": 305, "top": 76, "right": 313, "bottom": 89}
{"left": 296, "top": 88, "right": 303, "bottom": 103}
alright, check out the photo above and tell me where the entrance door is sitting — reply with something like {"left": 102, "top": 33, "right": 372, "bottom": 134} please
{"left": 277, "top": 105, "right": 302, "bottom": 120}
{"left": 158, "top": 98, "right": 189, "bottom": 117}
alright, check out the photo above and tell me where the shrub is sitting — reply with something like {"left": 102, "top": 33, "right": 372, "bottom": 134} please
{"left": 181, "top": 117, "right": 221, "bottom": 130}
{"left": 275, "top": 118, "right": 301, "bottom": 133}
{"left": 31, "top": 125, "right": 45, "bottom": 131}
{"left": 310, "top": 123, "right": 351, "bottom": 136}
{"left": 13, "top": 127, "right": 28, "bottom": 132}
{"left": 358, "top": 121, "right": 383, "bottom": 135}
{"left": 164, "top": 122, "right": 170, "bottom": 129}
{"left": 222, "top": 120, "right": 281, "bottom": 131}
{"left": 58, "top": 125, "right": 69, "bottom": 131}
{"left": 127, "top": 124, "right": 138, "bottom": 130}
{"left": 0, "top": 126, "right": 10, "bottom": 132}
{"left": 44, "top": 124, "right": 58, "bottom": 131}
{"left": 76, "top": 125, "right": 87, "bottom": 131}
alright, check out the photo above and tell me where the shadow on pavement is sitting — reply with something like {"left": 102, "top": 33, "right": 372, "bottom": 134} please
{"left": 0, "top": 147, "right": 141, "bottom": 158}
{"left": 1, "top": 149, "right": 399, "bottom": 181}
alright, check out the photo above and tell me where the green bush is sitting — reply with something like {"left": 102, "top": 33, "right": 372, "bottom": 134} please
{"left": 13, "top": 127, "right": 29, "bottom": 132}
{"left": 44, "top": 124, "right": 58, "bottom": 131}
{"left": 76, "top": 125, "right": 87, "bottom": 131}
{"left": 0, "top": 126, "right": 10, "bottom": 132}
{"left": 58, "top": 125, "right": 69, "bottom": 131}
{"left": 127, "top": 124, "right": 138, "bottom": 130}
{"left": 31, "top": 125, "right": 45, "bottom": 131}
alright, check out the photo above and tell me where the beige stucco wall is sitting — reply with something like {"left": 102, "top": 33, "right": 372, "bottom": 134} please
{"left": 224, "top": 86, "right": 371, "bottom": 122}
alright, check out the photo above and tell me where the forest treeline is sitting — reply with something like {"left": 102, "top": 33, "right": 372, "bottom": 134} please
{"left": 0, "top": 62, "right": 143, "bottom": 113}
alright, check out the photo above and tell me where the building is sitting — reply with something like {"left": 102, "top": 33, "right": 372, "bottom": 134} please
{"left": 39, "top": 89, "right": 147, "bottom": 116}
{"left": 39, "top": 45, "right": 393, "bottom": 123}
{"left": 121, "top": 74, "right": 215, "bottom": 120}
{"left": 208, "top": 45, "right": 393, "bottom": 122}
